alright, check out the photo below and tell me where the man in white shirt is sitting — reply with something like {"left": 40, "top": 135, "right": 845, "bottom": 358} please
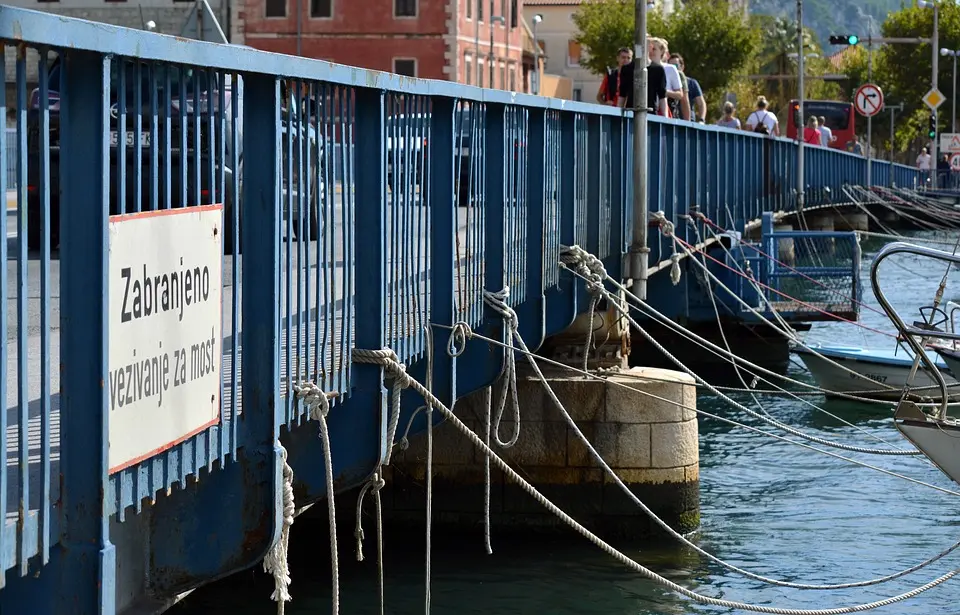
{"left": 917, "top": 146, "right": 932, "bottom": 183}
{"left": 818, "top": 116, "right": 836, "bottom": 147}
{"left": 656, "top": 38, "right": 689, "bottom": 120}
{"left": 744, "top": 96, "right": 779, "bottom": 136}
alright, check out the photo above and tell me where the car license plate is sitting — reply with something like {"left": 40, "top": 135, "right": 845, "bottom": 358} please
{"left": 110, "top": 130, "right": 151, "bottom": 148}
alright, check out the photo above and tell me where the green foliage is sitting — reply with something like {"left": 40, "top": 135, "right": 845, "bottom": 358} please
{"left": 572, "top": 0, "right": 758, "bottom": 97}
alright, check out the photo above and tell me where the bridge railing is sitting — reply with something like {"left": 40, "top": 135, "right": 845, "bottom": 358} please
{"left": 0, "top": 5, "right": 924, "bottom": 607}
{"left": 0, "top": 6, "right": 635, "bottom": 605}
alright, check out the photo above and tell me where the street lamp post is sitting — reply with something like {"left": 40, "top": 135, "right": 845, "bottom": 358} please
{"left": 796, "top": 0, "right": 806, "bottom": 210}
{"left": 532, "top": 14, "right": 543, "bottom": 95}
{"left": 941, "top": 48, "right": 959, "bottom": 133}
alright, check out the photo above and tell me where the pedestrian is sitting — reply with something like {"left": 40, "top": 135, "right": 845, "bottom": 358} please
{"left": 917, "top": 146, "right": 932, "bottom": 184}
{"left": 745, "top": 96, "right": 779, "bottom": 136}
{"left": 802, "top": 116, "right": 821, "bottom": 145}
{"left": 716, "top": 101, "right": 741, "bottom": 129}
{"left": 618, "top": 37, "right": 667, "bottom": 116}
{"left": 668, "top": 54, "right": 705, "bottom": 123}
{"left": 817, "top": 115, "right": 836, "bottom": 148}
{"left": 657, "top": 39, "right": 688, "bottom": 120}
{"left": 596, "top": 47, "right": 632, "bottom": 107}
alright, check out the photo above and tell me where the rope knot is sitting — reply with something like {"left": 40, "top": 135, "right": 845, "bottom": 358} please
{"left": 354, "top": 471, "right": 388, "bottom": 563}
{"left": 651, "top": 211, "right": 675, "bottom": 237}
{"left": 670, "top": 252, "right": 682, "bottom": 286}
{"left": 447, "top": 321, "right": 474, "bottom": 357}
{"left": 292, "top": 381, "right": 337, "bottom": 421}
{"left": 264, "top": 441, "right": 296, "bottom": 611}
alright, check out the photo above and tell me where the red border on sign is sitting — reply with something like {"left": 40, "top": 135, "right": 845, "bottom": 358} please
{"left": 107, "top": 203, "right": 225, "bottom": 475}
{"left": 854, "top": 84, "right": 884, "bottom": 118}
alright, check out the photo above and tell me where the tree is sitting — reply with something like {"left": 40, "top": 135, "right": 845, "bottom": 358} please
{"left": 571, "top": 0, "right": 756, "bottom": 97}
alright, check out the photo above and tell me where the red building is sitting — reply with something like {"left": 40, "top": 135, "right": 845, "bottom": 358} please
{"left": 241, "top": 0, "right": 528, "bottom": 91}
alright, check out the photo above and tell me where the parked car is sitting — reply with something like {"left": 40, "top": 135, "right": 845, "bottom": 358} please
{"left": 26, "top": 56, "right": 320, "bottom": 253}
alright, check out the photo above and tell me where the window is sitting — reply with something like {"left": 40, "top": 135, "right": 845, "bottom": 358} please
{"left": 465, "top": 55, "right": 473, "bottom": 85}
{"left": 501, "top": 0, "right": 506, "bottom": 20}
{"left": 573, "top": 88, "right": 583, "bottom": 101}
{"left": 394, "top": 58, "right": 417, "bottom": 77}
{"left": 466, "top": 0, "right": 472, "bottom": 18}
{"left": 500, "top": 62, "right": 506, "bottom": 90}
{"left": 567, "top": 40, "right": 582, "bottom": 67}
{"left": 311, "top": 0, "right": 331, "bottom": 17}
{"left": 537, "top": 40, "right": 546, "bottom": 56}
{"left": 510, "top": 0, "right": 518, "bottom": 27}
{"left": 478, "top": 0, "right": 483, "bottom": 21}
{"left": 395, "top": 0, "right": 417, "bottom": 17}
{"left": 265, "top": 0, "right": 286, "bottom": 17}
{"left": 509, "top": 64, "right": 516, "bottom": 91}
{"left": 478, "top": 61, "right": 485, "bottom": 87}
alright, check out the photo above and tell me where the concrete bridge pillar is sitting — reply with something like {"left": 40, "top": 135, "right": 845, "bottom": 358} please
{"left": 773, "top": 223, "right": 795, "bottom": 265}
{"left": 382, "top": 366, "right": 700, "bottom": 539}
{"left": 834, "top": 210, "right": 869, "bottom": 232}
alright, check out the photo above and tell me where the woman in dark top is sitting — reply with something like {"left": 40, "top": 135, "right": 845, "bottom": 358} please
{"left": 618, "top": 40, "right": 668, "bottom": 114}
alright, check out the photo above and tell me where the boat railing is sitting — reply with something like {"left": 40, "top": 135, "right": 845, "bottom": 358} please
{"left": 738, "top": 213, "right": 861, "bottom": 321}
{"left": 870, "top": 242, "right": 960, "bottom": 419}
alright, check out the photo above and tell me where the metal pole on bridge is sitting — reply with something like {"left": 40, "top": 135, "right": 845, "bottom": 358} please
{"left": 630, "top": 0, "right": 650, "bottom": 300}
{"left": 889, "top": 103, "right": 903, "bottom": 184}
{"left": 866, "top": 26, "right": 873, "bottom": 187}
{"left": 796, "top": 0, "right": 805, "bottom": 210}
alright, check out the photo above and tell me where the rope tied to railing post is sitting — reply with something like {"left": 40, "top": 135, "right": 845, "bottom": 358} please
{"left": 290, "top": 380, "right": 341, "bottom": 615}
{"left": 353, "top": 348, "right": 412, "bottom": 466}
{"left": 263, "top": 442, "right": 295, "bottom": 615}
{"left": 649, "top": 212, "right": 683, "bottom": 286}
{"left": 482, "top": 288, "right": 522, "bottom": 450}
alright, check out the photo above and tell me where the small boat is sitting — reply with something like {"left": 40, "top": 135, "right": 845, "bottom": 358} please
{"left": 871, "top": 241, "right": 960, "bottom": 485}
{"left": 894, "top": 401, "right": 960, "bottom": 486}
{"left": 791, "top": 343, "right": 960, "bottom": 400}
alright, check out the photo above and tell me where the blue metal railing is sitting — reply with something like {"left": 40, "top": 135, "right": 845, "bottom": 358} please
{"left": 735, "top": 213, "right": 861, "bottom": 321}
{"left": 0, "top": 6, "right": 921, "bottom": 611}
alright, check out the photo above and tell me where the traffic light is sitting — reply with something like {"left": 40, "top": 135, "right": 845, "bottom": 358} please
{"left": 928, "top": 113, "right": 938, "bottom": 139}
{"left": 828, "top": 34, "right": 860, "bottom": 45}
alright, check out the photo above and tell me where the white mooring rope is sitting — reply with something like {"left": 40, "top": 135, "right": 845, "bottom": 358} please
{"left": 263, "top": 442, "right": 295, "bottom": 615}
{"left": 291, "top": 382, "right": 340, "bottom": 615}
{"left": 351, "top": 342, "right": 959, "bottom": 614}
{"left": 354, "top": 470, "right": 385, "bottom": 615}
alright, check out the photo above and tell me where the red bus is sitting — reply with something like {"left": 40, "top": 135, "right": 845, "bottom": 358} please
{"left": 785, "top": 100, "right": 856, "bottom": 150}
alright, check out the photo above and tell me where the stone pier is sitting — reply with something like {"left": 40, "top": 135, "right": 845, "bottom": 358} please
{"left": 833, "top": 210, "right": 869, "bottom": 232}
{"left": 381, "top": 366, "right": 700, "bottom": 540}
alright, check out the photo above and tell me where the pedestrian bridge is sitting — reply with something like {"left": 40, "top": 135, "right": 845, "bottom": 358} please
{"left": 0, "top": 6, "right": 921, "bottom": 613}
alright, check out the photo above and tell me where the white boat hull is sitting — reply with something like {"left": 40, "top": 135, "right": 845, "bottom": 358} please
{"left": 895, "top": 404, "right": 960, "bottom": 485}
{"left": 794, "top": 346, "right": 960, "bottom": 400}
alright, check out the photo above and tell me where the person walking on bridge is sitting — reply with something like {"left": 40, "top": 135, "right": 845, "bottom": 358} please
{"left": 668, "top": 54, "right": 705, "bottom": 123}
{"left": 745, "top": 96, "right": 779, "bottom": 136}
{"left": 659, "top": 40, "right": 689, "bottom": 120}
{"left": 802, "top": 115, "right": 822, "bottom": 146}
{"left": 596, "top": 47, "right": 632, "bottom": 107}
{"left": 618, "top": 37, "right": 667, "bottom": 116}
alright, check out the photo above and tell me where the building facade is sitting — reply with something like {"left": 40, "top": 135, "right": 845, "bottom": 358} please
{"left": 523, "top": 0, "right": 597, "bottom": 102}
{"left": 241, "top": 0, "right": 525, "bottom": 90}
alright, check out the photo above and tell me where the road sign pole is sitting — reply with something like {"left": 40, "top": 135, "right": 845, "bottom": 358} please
{"left": 867, "top": 114, "right": 872, "bottom": 185}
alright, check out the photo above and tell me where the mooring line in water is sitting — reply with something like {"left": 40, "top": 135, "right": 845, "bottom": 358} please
{"left": 368, "top": 332, "right": 960, "bottom": 613}
{"left": 685, "top": 219, "right": 914, "bottom": 454}
{"left": 431, "top": 320, "right": 960, "bottom": 498}
{"left": 560, "top": 246, "right": 923, "bottom": 456}
{"left": 661, "top": 220, "right": 922, "bottom": 395}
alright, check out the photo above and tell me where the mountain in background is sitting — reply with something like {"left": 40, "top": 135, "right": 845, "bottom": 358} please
{"left": 749, "top": 0, "right": 903, "bottom": 48}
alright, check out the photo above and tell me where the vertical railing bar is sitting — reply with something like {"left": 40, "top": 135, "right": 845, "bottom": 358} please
{"left": 323, "top": 85, "right": 335, "bottom": 389}
{"left": 402, "top": 98, "right": 413, "bottom": 358}
{"left": 284, "top": 84, "right": 293, "bottom": 408}
{"left": 118, "top": 59, "right": 127, "bottom": 215}
{"left": 303, "top": 81, "right": 314, "bottom": 393}
{"left": 134, "top": 61, "right": 143, "bottom": 213}
{"left": 294, "top": 80, "right": 304, "bottom": 422}
{"left": 149, "top": 64, "right": 159, "bottom": 212}
{"left": 342, "top": 89, "right": 355, "bottom": 390}
{"left": 192, "top": 69, "right": 201, "bottom": 208}
{"left": 164, "top": 66, "right": 172, "bottom": 210}
{"left": 0, "top": 45, "right": 8, "bottom": 568}
{"left": 179, "top": 66, "right": 188, "bottom": 209}
{"left": 15, "top": 47, "right": 30, "bottom": 574}
{"left": 229, "top": 70, "right": 240, "bottom": 460}
{"left": 38, "top": 47, "right": 52, "bottom": 564}
{"left": 314, "top": 83, "right": 326, "bottom": 384}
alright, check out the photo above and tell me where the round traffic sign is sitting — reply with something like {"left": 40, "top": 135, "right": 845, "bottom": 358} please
{"left": 951, "top": 153, "right": 960, "bottom": 172}
{"left": 854, "top": 83, "right": 884, "bottom": 117}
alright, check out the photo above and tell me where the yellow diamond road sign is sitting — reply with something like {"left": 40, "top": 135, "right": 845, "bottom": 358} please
{"left": 924, "top": 88, "right": 946, "bottom": 110}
